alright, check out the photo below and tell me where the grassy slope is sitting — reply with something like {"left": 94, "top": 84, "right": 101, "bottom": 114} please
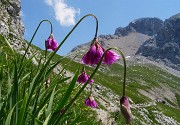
{"left": 1, "top": 38, "right": 180, "bottom": 124}
{"left": 59, "top": 56, "right": 180, "bottom": 124}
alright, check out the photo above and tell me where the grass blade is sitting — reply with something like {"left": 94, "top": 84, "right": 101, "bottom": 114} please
{"left": 17, "top": 92, "right": 28, "bottom": 125}
{"left": 46, "top": 86, "right": 56, "bottom": 117}
{"left": 0, "top": 67, "right": 2, "bottom": 104}
{"left": 5, "top": 101, "right": 21, "bottom": 125}
{"left": 69, "top": 115, "right": 81, "bottom": 125}
{"left": 0, "top": 35, "right": 14, "bottom": 52}
{"left": 43, "top": 113, "right": 52, "bottom": 125}
{"left": 55, "top": 68, "right": 79, "bottom": 112}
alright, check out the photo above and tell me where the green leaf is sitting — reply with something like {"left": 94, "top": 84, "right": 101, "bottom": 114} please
{"left": 20, "top": 72, "right": 31, "bottom": 83}
{"left": 46, "top": 86, "right": 56, "bottom": 117}
{"left": 69, "top": 115, "right": 81, "bottom": 125}
{"left": 39, "top": 77, "right": 70, "bottom": 101}
{"left": 55, "top": 68, "right": 79, "bottom": 112}
{"left": 12, "top": 60, "right": 19, "bottom": 124}
{"left": 43, "top": 113, "right": 52, "bottom": 125}
{"left": 33, "top": 91, "right": 52, "bottom": 117}
{"left": 18, "top": 52, "right": 38, "bottom": 78}
{"left": 5, "top": 101, "right": 21, "bottom": 125}
{"left": 0, "top": 67, "right": 3, "bottom": 104}
{"left": 17, "top": 92, "right": 28, "bottom": 125}
{"left": 0, "top": 35, "right": 14, "bottom": 52}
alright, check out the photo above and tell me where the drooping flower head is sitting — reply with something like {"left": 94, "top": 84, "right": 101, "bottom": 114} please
{"left": 82, "top": 38, "right": 104, "bottom": 65}
{"left": 120, "top": 96, "right": 132, "bottom": 124}
{"left": 85, "top": 95, "right": 98, "bottom": 108}
{"left": 45, "top": 34, "right": 58, "bottom": 51}
{"left": 82, "top": 38, "right": 120, "bottom": 66}
{"left": 77, "top": 67, "right": 94, "bottom": 84}
{"left": 104, "top": 50, "right": 120, "bottom": 65}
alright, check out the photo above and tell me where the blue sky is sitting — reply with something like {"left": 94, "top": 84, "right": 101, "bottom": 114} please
{"left": 21, "top": 0, "right": 180, "bottom": 55}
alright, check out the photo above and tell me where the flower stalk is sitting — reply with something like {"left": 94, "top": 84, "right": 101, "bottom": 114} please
{"left": 44, "top": 14, "right": 98, "bottom": 69}
{"left": 20, "top": 20, "right": 53, "bottom": 65}
{"left": 58, "top": 47, "right": 127, "bottom": 119}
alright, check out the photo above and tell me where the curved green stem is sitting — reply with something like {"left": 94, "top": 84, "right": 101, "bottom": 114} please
{"left": 20, "top": 20, "right": 53, "bottom": 65}
{"left": 58, "top": 47, "right": 127, "bottom": 120}
{"left": 45, "top": 14, "right": 98, "bottom": 68}
{"left": 114, "top": 48, "right": 126, "bottom": 96}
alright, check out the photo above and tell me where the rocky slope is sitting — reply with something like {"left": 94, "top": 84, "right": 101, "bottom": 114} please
{"left": 0, "top": 0, "right": 24, "bottom": 38}
{"left": 114, "top": 17, "right": 163, "bottom": 36}
{"left": 70, "top": 17, "right": 163, "bottom": 58}
{"left": 1, "top": 1, "right": 180, "bottom": 124}
{"left": 136, "top": 13, "right": 180, "bottom": 71}
{"left": 0, "top": 0, "right": 28, "bottom": 53}
{"left": 70, "top": 14, "right": 180, "bottom": 73}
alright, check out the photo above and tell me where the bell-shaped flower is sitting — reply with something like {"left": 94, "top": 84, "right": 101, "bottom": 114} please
{"left": 85, "top": 95, "right": 98, "bottom": 108}
{"left": 45, "top": 34, "right": 58, "bottom": 51}
{"left": 77, "top": 68, "right": 94, "bottom": 84}
{"left": 82, "top": 38, "right": 104, "bottom": 65}
{"left": 120, "top": 96, "right": 132, "bottom": 124}
{"left": 104, "top": 50, "right": 120, "bottom": 65}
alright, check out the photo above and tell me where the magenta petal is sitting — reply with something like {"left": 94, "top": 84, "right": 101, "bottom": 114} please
{"left": 45, "top": 37, "right": 58, "bottom": 51}
{"left": 85, "top": 98, "right": 91, "bottom": 106}
{"left": 81, "top": 45, "right": 96, "bottom": 65}
{"left": 85, "top": 96, "right": 98, "bottom": 108}
{"left": 104, "top": 50, "right": 120, "bottom": 65}
{"left": 45, "top": 38, "right": 52, "bottom": 50}
{"left": 77, "top": 72, "right": 89, "bottom": 83}
{"left": 51, "top": 39, "right": 58, "bottom": 51}
{"left": 77, "top": 69, "right": 94, "bottom": 84}
{"left": 93, "top": 46, "right": 104, "bottom": 64}
{"left": 89, "top": 44, "right": 96, "bottom": 56}
{"left": 120, "top": 96, "right": 132, "bottom": 124}
{"left": 89, "top": 78, "right": 94, "bottom": 84}
{"left": 81, "top": 42, "right": 104, "bottom": 65}
{"left": 81, "top": 51, "right": 92, "bottom": 65}
{"left": 91, "top": 100, "right": 98, "bottom": 108}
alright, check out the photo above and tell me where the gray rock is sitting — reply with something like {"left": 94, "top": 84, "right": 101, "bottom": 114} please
{"left": 0, "top": 21, "right": 9, "bottom": 35}
{"left": 136, "top": 13, "right": 180, "bottom": 71}
{"left": 115, "top": 18, "right": 163, "bottom": 36}
{"left": 0, "top": 0, "right": 24, "bottom": 38}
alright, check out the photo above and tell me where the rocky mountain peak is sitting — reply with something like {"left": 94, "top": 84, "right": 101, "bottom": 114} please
{"left": 168, "top": 13, "right": 180, "bottom": 20}
{"left": 136, "top": 13, "right": 180, "bottom": 70}
{"left": 115, "top": 17, "right": 163, "bottom": 36}
{"left": 0, "top": 0, "right": 24, "bottom": 38}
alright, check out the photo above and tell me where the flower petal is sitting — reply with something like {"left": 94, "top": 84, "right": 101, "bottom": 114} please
{"left": 104, "top": 50, "right": 120, "bottom": 65}
{"left": 120, "top": 96, "right": 132, "bottom": 124}
{"left": 85, "top": 96, "right": 98, "bottom": 108}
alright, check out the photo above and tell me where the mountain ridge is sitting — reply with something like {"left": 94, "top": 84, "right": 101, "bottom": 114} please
{"left": 70, "top": 13, "right": 180, "bottom": 73}
{"left": 136, "top": 13, "right": 180, "bottom": 71}
{"left": 1, "top": 1, "right": 180, "bottom": 124}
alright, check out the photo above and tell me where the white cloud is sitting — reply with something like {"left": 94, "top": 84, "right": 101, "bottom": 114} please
{"left": 45, "top": 0, "right": 80, "bottom": 26}
{"left": 45, "top": 0, "right": 53, "bottom": 6}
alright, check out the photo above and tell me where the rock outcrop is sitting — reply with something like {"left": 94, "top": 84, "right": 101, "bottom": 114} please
{"left": 136, "top": 13, "right": 180, "bottom": 70}
{"left": 115, "top": 17, "right": 163, "bottom": 36}
{"left": 0, "top": 0, "right": 24, "bottom": 38}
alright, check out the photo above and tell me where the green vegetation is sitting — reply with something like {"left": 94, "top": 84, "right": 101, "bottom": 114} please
{"left": 0, "top": 35, "right": 101, "bottom": 125}
{"left": 0, "top": 30, "right": 180, "bottom": 124}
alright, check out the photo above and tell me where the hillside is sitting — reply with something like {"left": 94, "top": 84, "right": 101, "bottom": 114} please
{"left": 136, "top": 13, "right": 180, "bottom": 71}
{"left": 1, "top": 1, "right": 180, "bottom": 124}
{"left": 69, "top": 14, "right": 180, "bottom": 73}
{"left": 1, "top": 35, "right": 180, "bottom": 124}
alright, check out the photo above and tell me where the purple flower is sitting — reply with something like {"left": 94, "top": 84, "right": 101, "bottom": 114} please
{"left": 45, "top": 34, "right": 58, "bottom": 51}
{"left": 120, "top": 96, "right": 132, "bottom": 124}
{"left": 77, "top": 68, "right": 94, "bottom": 84}
{"left": 82, "top": 38, "right": 104, "bottom": 65}
{"left": 85, "top": 95, "right": 98, "bottom": 108}
{"left": 104, "top": 50, "right": 120, "bottom": 65}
